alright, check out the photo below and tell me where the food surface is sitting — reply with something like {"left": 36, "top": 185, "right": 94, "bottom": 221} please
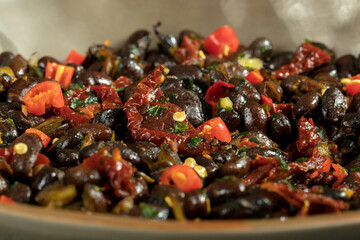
{"left": 0, "top": 23, "right": 359, "bottom": 220}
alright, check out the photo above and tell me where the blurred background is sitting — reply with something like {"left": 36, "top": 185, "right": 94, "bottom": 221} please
{"left": 0, "top": 0, "right": 360, "bottom": 60}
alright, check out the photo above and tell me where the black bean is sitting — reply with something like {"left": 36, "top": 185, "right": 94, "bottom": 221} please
{"left": 8, "top": 55, "right": 27, "bottom": 77}
{"left": 55, "top": 149, "right": 80, "bottom": 168}
{"left": 149, "top": 184, "right": 184, "bottom": 206}
{"left": 218, "top": 110, "right": 241, "bottom": 132}
{"left": 194, "top": 156, "right": 219, "bottom": 180}
{"left": 64, "top": 165, "right": 102, "bottom": 188}
{"left": 6, "top": 182, "right": 32, "bottom": 203}
{"left": 0, "top": 175, "right": 8, "bottom": 194}
{"left": 206, "top": 178, "right": 246, "bottom": 205}
{"left": 118, "top": 30, "right": 152, "bottom": 61}
{"left": 38, "top": 56, "right": 60, "bottom": 72}
{"left": 336, "top": 54, "right": 357, "bottom": 78}
{"left": 0, "top": 119, "right": 18, "bottom": 144}
{"left": 31, "top": 166, "right": 64, "bottom": 192}
{"left": 211, "top": 150, "right": 233, "bottom": 164}
{"left": 184, "top": 190, "right": 207, "bottom": 219}
{"left": 169, "top": 65, "right": 205, "bottom": 89}
{"left": 269, "top": 112, "right": 292, "bottom": 144}
{"left": 256, "top": 81, "right": 283, "bottom": 103}
{"left": 295, "top": 92, "right": 321, "bottom": 117}
{"left": 7, "top": 76, "right": 40, "bottom": 105}
{"left": 133, "top": 177, "right": 149, "bottom": 203}
{"left": 265, "top": 51, "right": 293, "bottom": 70}
{"left": 0, "top": 51, "right": 14, "bottom": 67}
{"left": 121, "top": 59, "right": 144, "bottom": 81}
{"left": 321, "top": 87, "right": 346, "bottom": 124}
{"left": 82, "top": 183, "right": 107, "bottom": 212}
{"left": 74, "top": 71, "right": 112, "bottom": 86}
{"left": 221, "top": 155, "right": 251, "bottom": 178}
{"left": 75, "top": 123, "right": 113, "bottom": 141}
{"left": 240, "top": 101, "right": 267, "bottom": 133}
{"left": 93, "top": 108, "right": 127, "bottom": 138}
{"left": 249, "top": 37, "right": 273, "bottom": 59}
{"left": 349, "top": 92, "right": 360, "bottom": 114}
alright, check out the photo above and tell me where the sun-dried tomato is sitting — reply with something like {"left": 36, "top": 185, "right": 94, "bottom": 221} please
{"left": 296, "top": 117, "right": 322, "bottom": 156}
{"left": 124, "top": 65, "right": 212, "bottom": 156}
{"left": 274, "top": 42, "right": 331, "bottom": 79}
{"left": 174, "top": 36, "right": 205, "bottom": 66}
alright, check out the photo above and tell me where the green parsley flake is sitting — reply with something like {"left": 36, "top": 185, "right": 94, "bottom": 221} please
{"left": 187, "top": 136, "right": 203, "bottom": 149}
{"left": 174, "top": 122, "right": 188, "bottom": 133}
{"left": 277, "top": 157, "right": 288, "bottom": 172}
{"left": 350, "top": 167, "right": 360, "bottom": 172}
{"left": 139, "top": 202, "right": 159, "bottom": 219}
{"left": 295, "top": 157, "right": 307, "bottom": 163}
{"left": 167, "top": 92, "right": 178, "bottom": 101}
{"left": 261, "top": 45, "right": 272, "bottom": 55}
{"left": 7, "top": 118, "right": 15, "bottom": 127}
{"left": 249, "top": 137, "right": 260, "bottom": 144}
{"left": 146, "top": 105, "right": 168, "bottom": 117}
{"left": 70, "top": 95, "right": 99, "bottom": 109}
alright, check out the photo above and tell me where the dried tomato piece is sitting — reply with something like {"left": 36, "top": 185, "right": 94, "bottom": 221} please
{"left": 296, "top": 117, "right": 322, "bottom": 155}
{"left": 174, "top": 36, "right": 205, "bottom": 66}
{"left": 274, "top": 42, "right": 331, "bottom": 79}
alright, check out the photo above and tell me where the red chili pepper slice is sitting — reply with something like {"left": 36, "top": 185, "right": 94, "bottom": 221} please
{"left": 23, "top": 81, "right": 65, "bottom": 116}
{"left": 310, "top": 158, "right": 331, "bottom": 179}
{"left": 82, "top": 148, "right": 136, "bottom": 198}
{"left": 296, "top": 117, "right": 322, "bottom": 155}
{"left": 341, "top": 77, "right": 360, "bottom": 97}
{"left": 45, "top": 62, "right": 75, "bottom": 88}
{"left": 203, "top": 25, "right": 239, "bottom": 58}
{"left": 331, "top": 163, "right": 348, "bottom": 188}
{"left": 245, "top": 69, "right": 264, "bottom": 84}
{"left": 198, "top": 117, "right": 232, "bottom": 143}
{"left": 25, "top": 128, "right": 50, "bottom": 147}
{"left": 261, "top": 95, "right": 275, "bottom": 114}
{"left": 0, "top": 195, "right": 16, "bottom": 205}
{"left": 274, "top": 42, "right": 331, "bottom": 79}
{"left": 159, "top": 164, "right": 203, "bottom": 193}
{"left": 64, "top": 49, "right": 86, "bottom": 65}
{"left": 54, "top": 105, "right": 91, "bottom": 127}
{"left": 205, "top": 81, "right": 235, "bottom": 106}
{"left": 34, "top": 153, "right": 50, "bottom": 166}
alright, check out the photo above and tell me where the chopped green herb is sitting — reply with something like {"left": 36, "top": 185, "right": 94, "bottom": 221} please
{"left": 187, "top": 136, "right": 203, "bottom": 149}
{"left": 239, "top": 52, "right": 245, "bottom": 58}
{"left": 350, "top": 167, "right": 360, "bottom": 172}
{"left": 70, "top": 95, "right": 99, "bottom": 109}
{"left": 174, "top": 121, "right": 188, "bottom": 133}
{"left": 167, "top": 92, "right": 178, "bottom": 101}
{"left": 188, "top": 79, "right": 195, "bottom": 90}
{"left": 295, "top": 157, "right": 307, "bottom": 163}
{"left": 189, "top": 33, "right": 196, "bottom": 39}
{"left": 115, "top": 87, "right": 125, "bottom": 92}
{"left": 146, "top": 105, "right": 168, "bottom": 117}
{"left": 277, "top": 157, "right": 288, "bottom": 172}
{"left": 7, "top": 118, "right": 15, "bottom": 127}
{"left": 205, "top": 65, "right": 218, "bottom": 71}
{"left": 129, "top": 44, "right": 140, "bottom": 56}
{"left": 264, "top": 104, "right": 270, "bottom": 114}
{"left": 249, "top": 137, "right": 260, "bottom": 144}
{"left": 31, "top": 66, "right": 44, "bottom": 78}
{"left": 261, "top": 45, "right": 272, "bottom": 55}
{"left": 239, "top": 131, "right": 249, "bottom": 136}
{"left": 66, "top": 83, "right": 85, "bottom": 91}
{"left": 245, "top": 66, "right": 254, "bottom": 72}
{"left": 139, "top": 202, "right": 159, "bottom": 219}
{"left": 160, "top": 96, "right": 168, "bottom": 103}
{"left": 237, "top": 146, "right": 250, "bottom": 154}
{"left": 304, "top": 38, "right": 312, "bottom": 43}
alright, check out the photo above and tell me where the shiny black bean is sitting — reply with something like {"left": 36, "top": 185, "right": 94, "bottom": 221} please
{"left": 31, "top": 166, "right": 64, "bottom": 192}
{"left": 206, "top": 178, "right": 246, "bottom": 205}
{"left": 295, "top": 92, "right": 321, "bottom": 117}
{"left": 218, "top": 110, "right": 241, "bottom": 132}
{"left": 310, "top": 64, "right": 337, "bottom": 77}
{"left": 221, "top": 155, "right": 251, "bottom": 178}
{"left": 218, "top": 62, "right": 249, "bottom": 79}
{"left": 211, "top": 189, "right": 287, "bottom": 219}
{"left": 119, "top": 30, "right": 152, "bottom": 61}
{"left": 75, "top": 123, "right": 112, "bottom": 141}
{"left": 145, "top": 51, "right": 177, "bottom": 69}
{"left": 82, "top": 183, "right": 107, "bottom": 212}
{"left": 256, "top": 81, "right": 283, "bottom": 103}
{"left": 269, "top": 113, "right": 292, "bottom": 144}
{"left": 7, "top": 111, "right": 36, "bottom": 131}
{"left": 133, "top": 177, "right": 149, "bottom": 203}
{"left": 0, "top": 175, "right": 8, "bottom": 194}
{"left": 0, "top": 119, "right": 18, "bottom": 144}
{"left": 246, "top": 147, "right": 287, "bottom": 161}
{"left": 119, "top": 143, "right": 141, "bottom": 167}
{"left": 149, "top": 184, "right": 184, "bottom": 205}
{"left": 208, "top": 70, "right": 228, "bottom": 85}
{"left": 184, "top": 190, "right": 207, "bottom": 219}
{"left": 194, "top": 156, "right": 219, "bottom": 179}
{"left": 321, "top": 87, "right": 346, "bottom": 123}
{"left": 6, "top": 182, "right": 32, "bottom": 203}
{"left": 350, "top": 92, "right": 360, "bottom": 114}
{"left": 265, "top": 51, "right": 293, "bottom": 70}
{"left": 281, "top": 75, "right": 325, "bottom": 101}
{"left": 8, "top": 55, "right": 27, "bottom": 77}
{"left": 236, "top": 85, "right": 261, "bottom": 103}
{"left": 0, "top": 51, "right": 14, "bottom": 67}
{"left": 169, "top": 65, "right": 205, "bottom": 89}
{"left": 74, "top": 71, "right": 112, "bottom": 86}
{"left": 55, "top": 149, "right": 79, "bottom": 168}
{"left": 129, "top": 142, "right": 161, "bottom": 171}
{"left": 52, "top": 129, "right": 83, "bottom": 150}
{"left": 79, "top": 142, "right": 101, "bottom": 161}
{"left": 232, "top": 131, "right": 278, "bottom": 148}
{"left": 10, "top": 133, "right": 43, "bottom": 178}
{"left": 341, "top": 113, "right": 360, "bottom": 134}
{"left": 227, "top": 91, "right": 247, "bottom": 112}
{"left": 336, "top": 54, "right": 357, "bottom": 78}
{"left": 93, "top": 108, "right": 127, "bottom": 138}
{"left": 64, "top": 165, "right": 102, "bottom": 188}
{"left": 120, "top": 58, "right": 144, "bottom": 80}
{"left": 160, "top": 76, "right": 186, "bottom": 93}
{"left": 240, "top": 101, "right": 267, "bottom": 133}
{"left": 129, "top": 202, "right": 169, "bottom": 219}
{"left": 211, "top": 150, "right": 233, "bottom": 164}
{"left": 249, "top": 37, "right": 273, "bottom": 59}
{"left": 314, "top": 73, "right": 342, "bottom": 89}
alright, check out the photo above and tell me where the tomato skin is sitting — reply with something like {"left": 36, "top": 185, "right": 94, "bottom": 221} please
{"left": 204, "top": 25, "right": 239, "bottom": 58}
{"left": 25, "top": 128, "right": 50, "bottom": 147}
{"left": 23, "top": 81, "right": 65, "bottom": 116}
{"left": 159, "top": 164, "right": 203, "bottom": 193}
{"left": 245, "top": 69, "right": 264, "bottom": 84}
{"left": 204, "top": 81, "right": 235, "bottom": 107}
{"left": 200, "top": 117, "right": 232, "bottom": 143}
{"left": 64, "top": 49, "right": 85, "bottom": 65}
{"left": 45, "top": 62, "right": 75, "bottom": 88}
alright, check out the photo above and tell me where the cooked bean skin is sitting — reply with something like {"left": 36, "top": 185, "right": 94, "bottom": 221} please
{"left": 64, "top": 166, "right": 102, "bottom": 188}
{"left": 55, "top": 149, "right": 80, "bottom": 168}
{"left": 249, "top": 37, "right": 273, "bottom": 59}
{"left": 295, "top": 92, "right": 321, "bottom": 117}
{"left": 221, "top": 155, "right": 251, "bottom": 178}
{"left": 184, "top": 190, "right": 207, "bottom": 219}
{"left": 6, "top": 182, "right": 32, "bottom": 203}
{"left": 218, "top": 110, "right": 241, "bottom": 132}
{"left": 336, "top": 54, "right": 357, "bottom": 78}
{"left": 240, "top": 101, "right": 267, "bottom": 133}
{"left": 206, "top": 178, "right": 246, "bottom": 205}
{"left": 265, "top": 51, "right": 293, "bottom": 70}
{"left": 8, "top": 55, "right": 27, "bottom": 77}
{"left": 321, "top": 87, "right": 346, "bottom": 124}
{"left": 31, "top": 166, "right": 64, "bottom": 192}
{"left": 0, "top": 51, "right": 14, "bottom": 67}
{"left": 269, "top": 112, "right": 292, "bottom": 144}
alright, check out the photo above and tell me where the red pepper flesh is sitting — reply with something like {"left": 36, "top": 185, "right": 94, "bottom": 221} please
{"left": 203, "top": 25, "right": 239, "bottom": 58}
{"left": 64, "top": 49, "right": 86, "bottom": 65}
{"left": 25, "top": 128, "right": 51, "bottom": 147}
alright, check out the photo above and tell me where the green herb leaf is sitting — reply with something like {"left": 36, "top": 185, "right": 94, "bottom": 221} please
{"left": 304, "top": 38, "right": 312, "bottom": 43}
{"left": 187, "top": 136, "right": 203, "bottom": 149}
{"left": 146, "top": 105, "right": 168, "bottom": 117}
{"left": 249, "top": 137, "right": 260, "bottom": 144}
{"left": 31, "top": 66, "right": 44, "bottom": 78}
{"left": 139, "top": 202, "right": 159, "bottom": 219}
{"left": 350, "top": 167, "right": 360, "bottom": 172}
{"left": 239, "top": 52, "right": 245, "bottom": 59}
{"left": 115, "top": 87, "right": 125, "bottom": 92}
{"left": 174, "top": 122, "right": 188, "bottom": 133}
{"left": 188, "top": 79, "right": 195, "bottom": 90}
{"left": 84, "top": 95, "right": 99, "bottom": 105}
{"left": 66, "top": 83, "right": 85, "bottom": 91}
{"left": 261, "top": 45, "right": 272, "bottom": 55}
{"left": 70, "top": 97, "right": 85, "bottom": 109}
{"left": 129, "top": 44, "right": 140, "bottom": 57}
{"left": 189, "top": 33, "right": 196, "bottom": 39}
{"left": 264, "top": 104, "right": 270, "bottom": 113}
{"left": 167, "top": 92, "right": 178, "bottom": 101}
{"left": 277, "top": 157, "right": 288, "bottom": 172}
{"left": 7, "top": 118, "right": 15, "bottom": 127}
{"left": 295, "top": 157, "right": 307, "bottom": 163}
